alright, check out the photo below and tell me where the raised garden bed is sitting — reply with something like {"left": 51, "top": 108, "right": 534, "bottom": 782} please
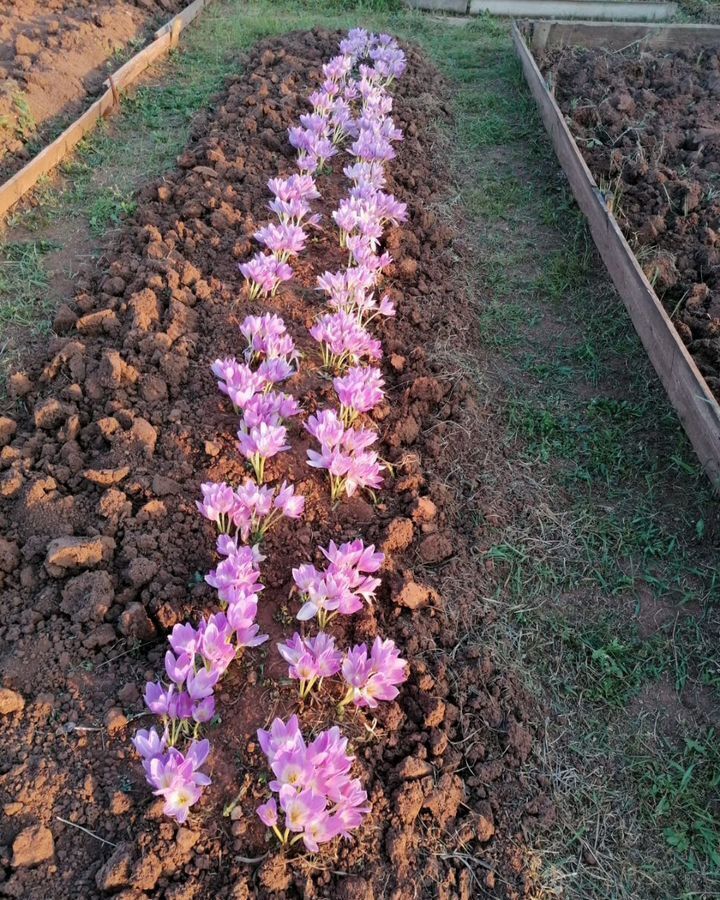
{"left": 514, "top": 20, "right": 720, "bottom": 489}
{"left": 0, "top": 0, "right": 189, "bottom": 183}
{"left": 0, "top": 27, "right": 545, "bottom": 899}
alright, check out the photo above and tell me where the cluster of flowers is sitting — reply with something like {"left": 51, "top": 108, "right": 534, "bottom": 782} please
{"left": 239, "top": 174, "right": 320, "bottom": 299}
{"left": 263, "top": 537, "right": 407, "bottom": 848}
{"left": 133, "top": 30, "right": 410, "bottom": 850}
{"left": 239, "top": 50, "right": 328, "bottom": 301}
{"left": 278, "top": 539, "right": 406, "bottom": 703}
{"left": 134, "top": 313, "right": 306, "bottom": 823}
{"left": 256, "top": 716, "right": 370, "bottom": 852}
{"left": 133, "top": 538, "right": 268, "bottom": 823}
{"left": 304, "top": 31, "right": 407, "bottom": 502}
{"left": 251, "top": 30, "right": 409, "bottom": 854}
{"left": 197, "top": 479, "right": 304, "bottom": 543}
{"left": 213, "top": 314, "right": 301, "bottom": 482}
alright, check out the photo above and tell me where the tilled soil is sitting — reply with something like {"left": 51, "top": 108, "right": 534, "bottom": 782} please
{"left": 0, "top": 29, "right": 549, "bottom": 899}
{"left": 0, "top": 0, "right": 184, "bottom": 179}
{"left": 537, "top": 44, "right": 720, "bottom": 400}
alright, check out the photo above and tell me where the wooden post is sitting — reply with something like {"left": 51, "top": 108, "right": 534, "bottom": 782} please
{"left": 108, "top": 74, "right": 120, "bottom": 109}
{"left": 171, "top": 18, "right": 182, "bottom": 50}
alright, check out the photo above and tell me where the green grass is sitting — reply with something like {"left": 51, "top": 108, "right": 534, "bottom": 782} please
{"left": 1, "top": 2, "right": 718, "bottom": 893}
{"left": 0, "top": 240, "right": 56, "bottom": 327}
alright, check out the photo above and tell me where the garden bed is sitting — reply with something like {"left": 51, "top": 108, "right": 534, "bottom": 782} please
{"left": 515, "top": 21, "right": 720, "bottom": 487}
{"left": 0, "top": 0, "right": 186, "bottom": 182}
{"left": 0, "top": 28, "right": 548, "bottom": 899}
{"left": 537, "top": 32, "right": 720, "bottom": 401}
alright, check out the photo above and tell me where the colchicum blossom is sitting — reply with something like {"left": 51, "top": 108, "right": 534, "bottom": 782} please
{"left": 239, "top": 252, "right": 293, "bottom": 300}
{"left": 237, "top": 420, "right": 290, "bottom": 484}
{"left": 211, "top": 358, "right": 265, "bottom": 412}
{"left": 133, "top": 734, "right": 211, "bottom": 824}
{"left": 292, "top": 538, "right": 383, "bottom": 629}
{"left": 305, "top": 408, "right": 385, "bottom": 501}
{"left": 333, "top": 366, "right": 385, "bottom": 424}
{"left": 340, "top": 637, "right": 408, "bottom": 708}
{"left": 277, "top": 631, "right": 343, "bottom": 698}
{"left": 240, "top": 313, "right": 299, "bottom": 366}
{"left": 197, "top": 479, "right": 304, "bottom": 542}
{"left": 254, "top": 222, "right": 307, "bottom": 261}
{"left": 256, "top": 717, "right": 370, "bottom": 851}
{"left": 309, "top": 311, "right": 382, "bottom": 372}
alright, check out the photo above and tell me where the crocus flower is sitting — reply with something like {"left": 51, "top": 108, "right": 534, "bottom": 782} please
{"left": 239, "top": 253, "right": 293, "bottom": 300}
{"left": 254, "top": 222, "right": 307, "bottom": 261}
{"left": 305, "top": 409, "right": 385, "bottom": 501}
{"left": 309, "top": 311, "right": 382, "bottom": 371}
{"left": 277, "top": 631, "right": 342, "bottom": 697}
{"left": 333, "top": 366, "right": 385, "bottom": 424}
{"left": 291, "top": 538, "right": 383, "bottom": 629}
{"left": 256, "top": 717, "right": 370, "bottom": 851}
{"left": 340, "top": 637, "right": 408, "bottom": 708}
{"left": 237, "top": 421, "right": 290, "bottom": 484}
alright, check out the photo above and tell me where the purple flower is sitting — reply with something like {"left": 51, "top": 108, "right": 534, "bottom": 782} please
{"left": 333, "top": 366, "right": 385, "bottom": 423}
{"left": 305, "top": 410, "right": 384, "bottom": 500}
{"left": 211, "top": 358, "right": 265, "bottom": 412}
{"left": 277, "top": 631, "right": 342, "bottom": 697}
{"left": 257, "top": 798, "right": 278, "bottom": 828}
{"left": 239, "top": 253, "right": 293, "bottom": 300}
{"left": 254, "top": 222, "right": 307, "bottom": 261}
{"left": 256, "top": 718, "right": 370, "bottom": 850}
{"left": 196, "top": 482, "right": 236, "bottom": 533}
{"left": 147, "top": 739, "right": 211, "bottom": 824}
{"left": 237, "top": 421, "right": 290, "bottom": 483}
{"left": 291, "top": 539, "right": 383, "bottom": 628}
{"left": 144, "top": 681, "right": 174, "bottom": 716}
{"left": 340, "top": 637, "right": 407, "bottom": 708}
{"left": 309, "top": 311, "right": 382, "bottom": 371}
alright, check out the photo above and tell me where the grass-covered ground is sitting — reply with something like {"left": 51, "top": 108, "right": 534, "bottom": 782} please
{"left": 1, "top": 2, "right": 718, "bottom": 894}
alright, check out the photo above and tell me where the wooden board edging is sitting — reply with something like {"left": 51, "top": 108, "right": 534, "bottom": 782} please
{"left": 523, "top": 18, "right": 720, "bottom": 50}
{"left": 512, "top": 21, "right": 720, "bottom": 488}
{"left": 407, "top": 0, "right": 676, "bottom": 18}
{"left": 470, "top": 0, "right": 676, "bottom": 20}
{"left": 0, "top": 0, "right": 212, "bottom": 222}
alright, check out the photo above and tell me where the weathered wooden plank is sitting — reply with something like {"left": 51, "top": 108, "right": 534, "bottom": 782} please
{"left": 512, "top": 22, "right": 720, "bottom": 488}
{"left": 525, "top": 19, "right": 720, "bottom": 51}
{"left": 471, "top": 0, "right": 676, "bottom": 20}
{"left": 104, "top": 32, "right": 172, "bottom": 93}
{"left": 155, "top": 0, "right": 211, "bottom": 38}
{"left": 0, "top": 91, "right": 115, "bottom": 220}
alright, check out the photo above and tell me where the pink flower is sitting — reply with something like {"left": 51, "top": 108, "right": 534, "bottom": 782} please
{"left": 257, "top": 798, "right": 278, "bottom": 828}
{"left": 211, "top": 358, "right": 265, "bottom": 411}
{"left": 291, "top": 539, "right": 383, "bottom": 628}
{"left": 333, "top": 366, "right": 385, "bottom": 423}
{"left": 196, "top": 482, "right": 236, "bottom": 533}
{"left": 305, "top": 411, "right": 384, "bottom": 500}
{"left": 239, "top": 253, "right": 293, "bottom": 300}
{"left": 256, "top": 718, "right": 370, "bottom": 850}
{"left": 237, "top": 421, "right": 290, "bottom": 483}
{"left": 340, "top": 637, "right": 407, "bottom": 708}
{"left": 254, "top": 222, "right": 307, "bottom": 260}
{"left": 309, "top": 311, "right": 382, "bottom": 371}
{"left": 277, "top": 632, "right": 342, "bottom": 696}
